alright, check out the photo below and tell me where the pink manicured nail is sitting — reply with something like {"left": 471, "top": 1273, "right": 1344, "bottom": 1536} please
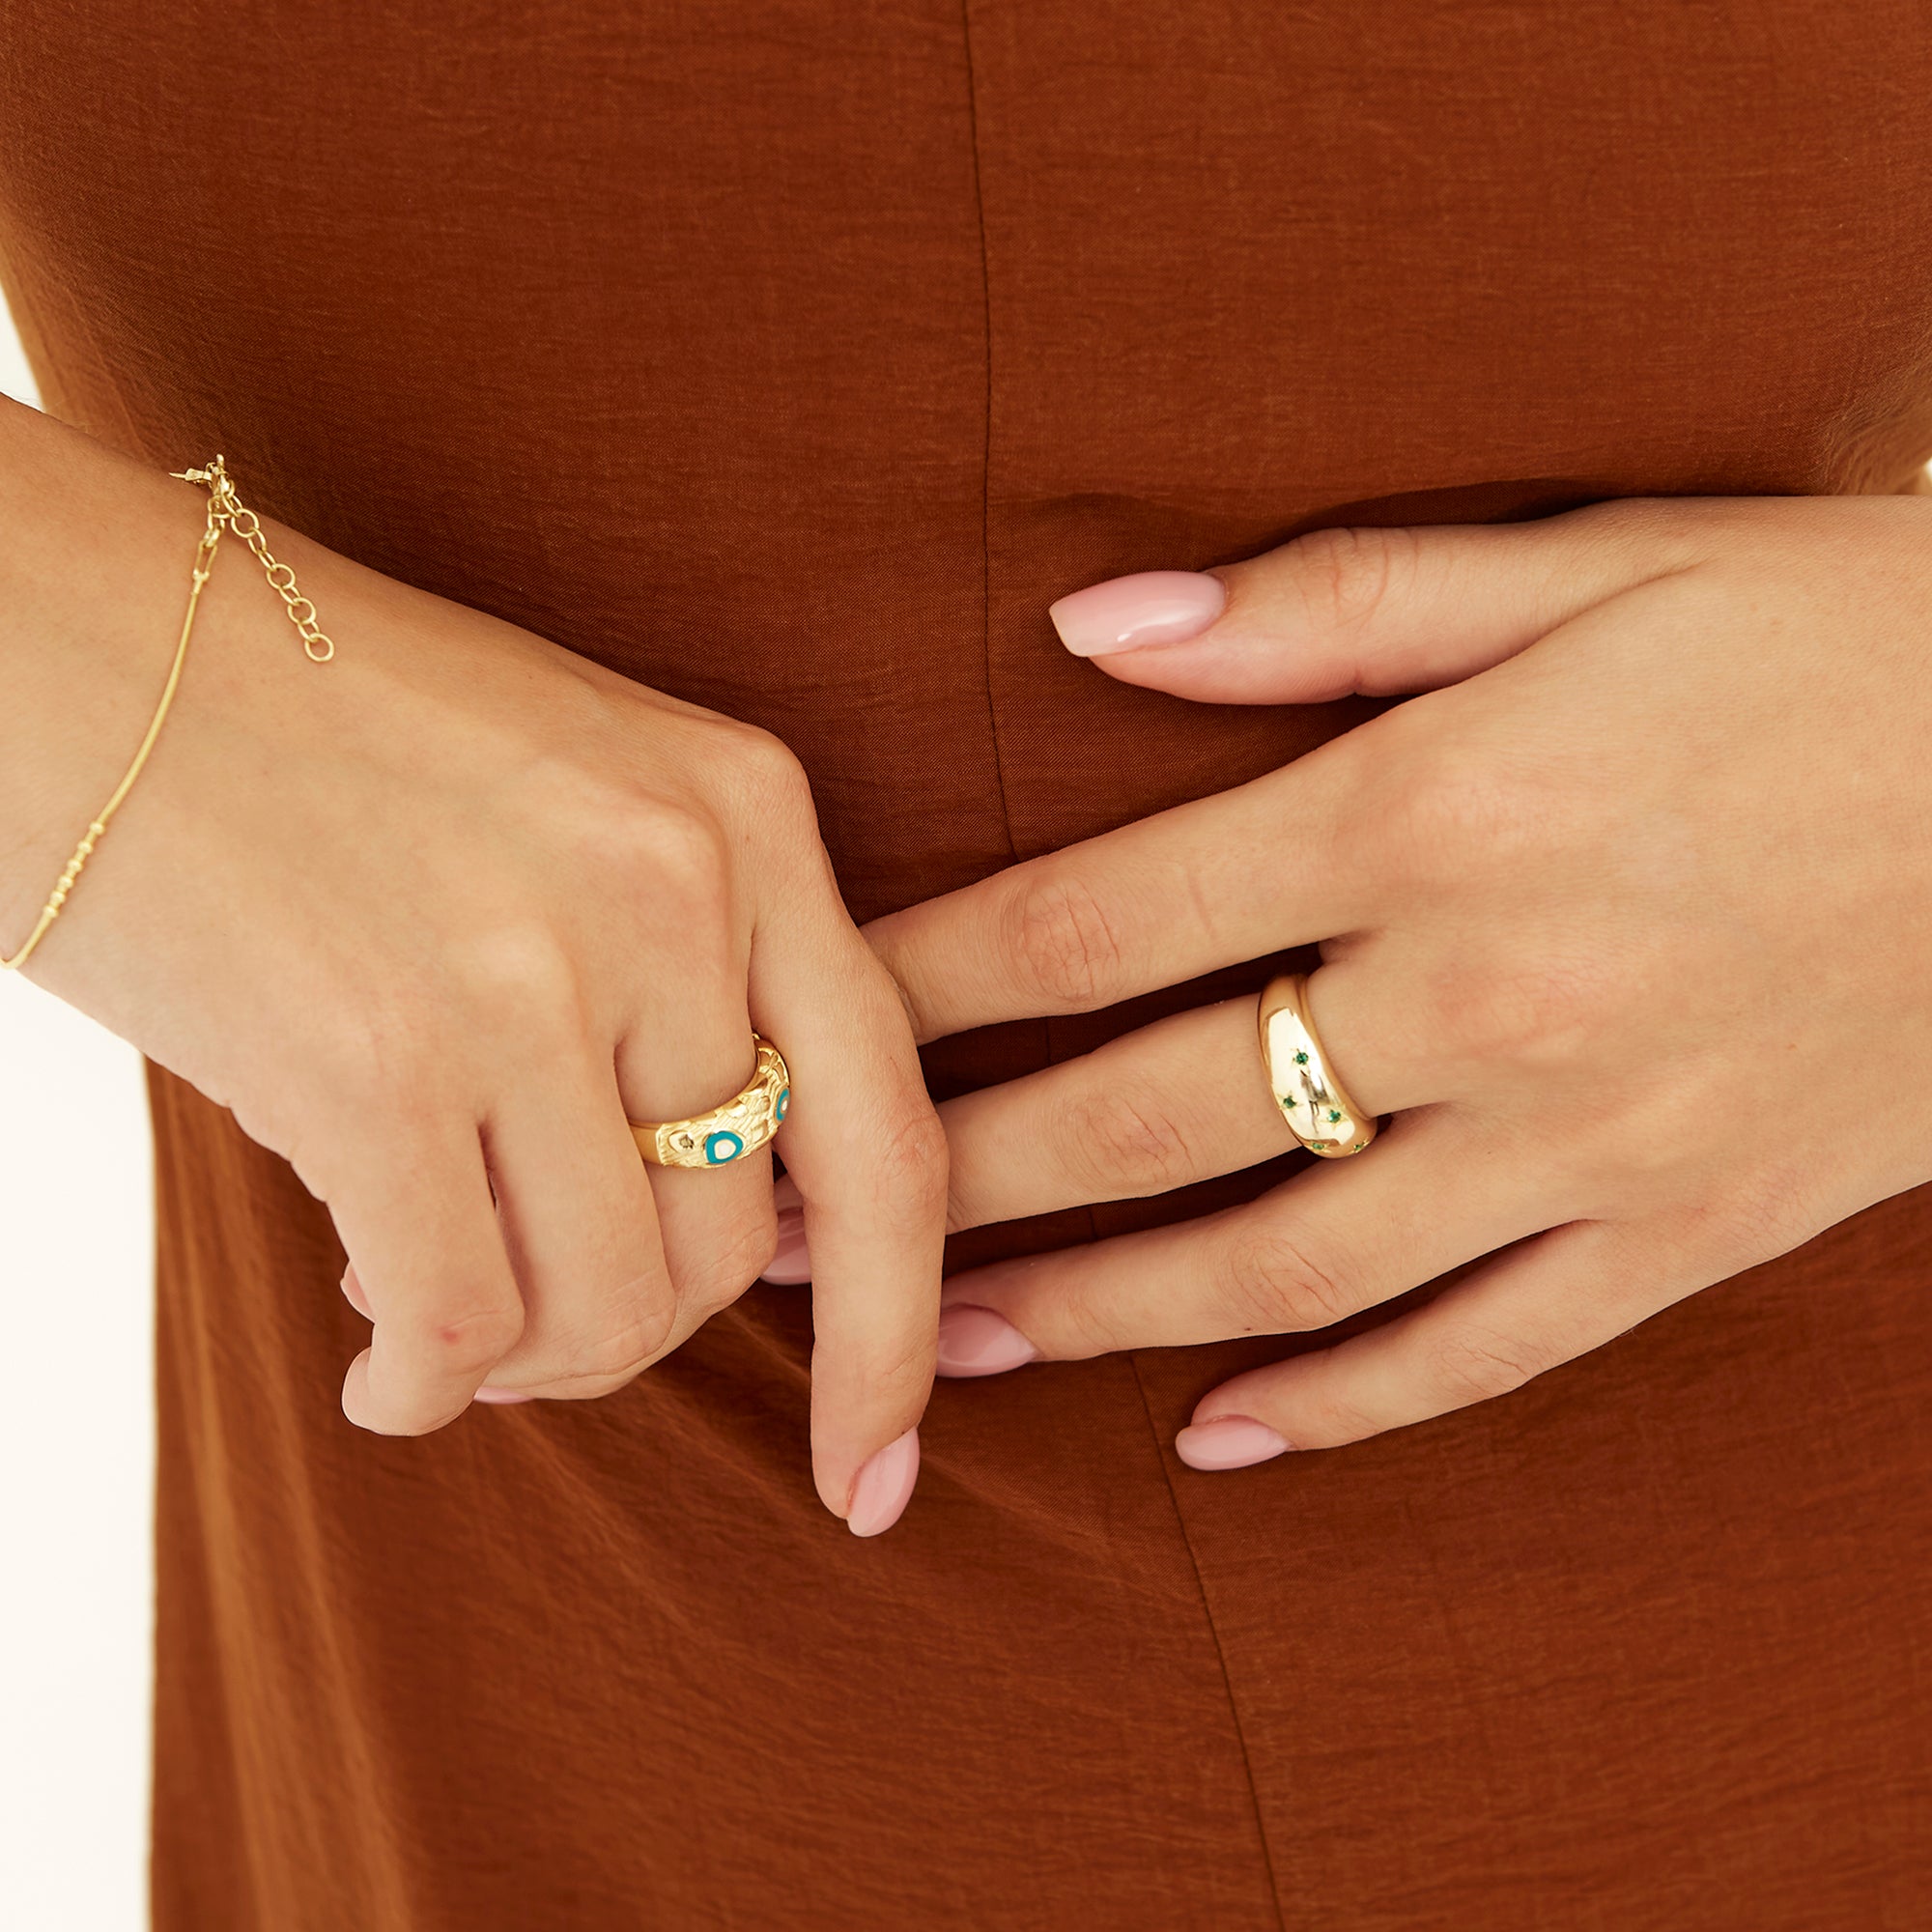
{"left": 935, "top": 1304, "right": 1039, "bottom": 1378}
{"left": 1174, "top": 1414, "right": 1291, "bottom": 1470}
{"left": 472, "top": 1386, "right": 535, "bottom": 1406}
{"left": 1048, "top": 570, "right": 1226, "bottom": 657}
{"left": 847, "top": 1426, "right": 920, "bottom": 1537}
{"left": 762, "top": 1208, "right": 810, "bottom": 1285}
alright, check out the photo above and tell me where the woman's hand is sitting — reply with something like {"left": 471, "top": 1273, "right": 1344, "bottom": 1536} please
{"left": 860, "top": 493, "right": 1932, "bottom": 1470}
{"left": 2, "top": 407, "right": 939, "bottom": 1533}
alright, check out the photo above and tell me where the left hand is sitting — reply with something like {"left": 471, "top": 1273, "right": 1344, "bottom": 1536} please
{"left": 853, "top": 493, "right": 1932, "bottom": 1469}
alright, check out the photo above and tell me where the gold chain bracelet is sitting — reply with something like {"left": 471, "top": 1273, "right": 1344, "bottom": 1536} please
{"left": 0, "top": 455, "right": 333, "bottom": 974}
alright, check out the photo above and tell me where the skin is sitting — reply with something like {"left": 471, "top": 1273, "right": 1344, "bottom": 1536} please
{"left": 863, "top": 493, "right": 1932, "bottom": 1461}
{"left": 14, "top": 381, "right": 1927, "bottom": 1504}
{"left": 0, "top": 397, "right": 943, "bottom": 1530}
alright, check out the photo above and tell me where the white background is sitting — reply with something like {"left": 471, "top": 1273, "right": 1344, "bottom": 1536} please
{"left": 0, "top": 304, "right": 155, "bottom": 1930}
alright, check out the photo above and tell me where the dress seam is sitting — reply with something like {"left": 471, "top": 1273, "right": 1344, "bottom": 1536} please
{"left": 1125, "top": 1349, "right": 1290, "bottom": 1931}
{"left": 958, "top": 14, "right": 1274, "bottom": 1912}
{"left": 957, "top": 0, "right": 1020, "bottom": 867}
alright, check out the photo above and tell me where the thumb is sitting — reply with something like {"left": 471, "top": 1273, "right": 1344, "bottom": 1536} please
{"left": 1046, "top": 498, "right": 1697, "bottom": 705}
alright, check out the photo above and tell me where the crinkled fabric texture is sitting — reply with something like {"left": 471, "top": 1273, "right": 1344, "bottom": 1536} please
{"left": 3, "top": 2, "right": 1931, "bottom": 1926}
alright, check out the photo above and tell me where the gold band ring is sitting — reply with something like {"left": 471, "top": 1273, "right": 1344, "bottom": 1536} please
{"left": 1257, "top": 973, "right": 1378, "bottom": 1158}
{"left": 629, "top": 1035, "right": 790, "bottom": 1169}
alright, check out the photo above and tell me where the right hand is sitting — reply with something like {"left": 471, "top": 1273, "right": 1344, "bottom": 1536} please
{"left": 3, "top": 418, "right": 943, "bottom": 1533}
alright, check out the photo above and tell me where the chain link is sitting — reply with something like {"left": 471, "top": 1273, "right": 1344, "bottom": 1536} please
{"left": 169, "top": 454, "right": 336, "bottom": 661}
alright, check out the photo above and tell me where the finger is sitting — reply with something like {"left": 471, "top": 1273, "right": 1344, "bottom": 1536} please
{"left": 1176, "top": 1217, "right": 1700, "bottom": 1465}
{"left": 753, "top": 900, "right": 944, "bottom": 1534}
{"left": 475, "top": 1048, "right": 679, "bottom": 1400}
{"left": 613, "top": 973, "right": 778, "bottom": 1371}
{"left": 933, "top": 1108, "right": 1552, "bottom": 1372}
{"left": 346, "top": 1257, "right": 537, "bottom": 1404}
{"left": 332, "top": 1122, "right": 526, "bottom": 1435}
{"left": 941, "top": 998, "right": 1293, "bottom": 1233}
{"left": 1048, "top": 498, "right": 1701, "bottom": 705}
{"left": 940, "top": 973, "right": 1436, "bottom": 1235}
{"left": 865, "top": 751, "right": 1372, "bottom": 1042}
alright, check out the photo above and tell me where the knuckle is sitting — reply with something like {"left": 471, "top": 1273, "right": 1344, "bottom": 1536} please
{"left": 1423, "top": 1326, "right": 1545, "bottom": 1407}
{"left": 868, "top": 1099, "right": 951, "bottom": 1221}
{"left": 312, "top": 997, "right": 432, "bottom": 1101}
{"left": 843, "top": 952, "right": 926, "bottom": 1047}
{"left": 1049, "top": 1275, "right": 1138, "bottom": 1359}
{"left": 1005, "top": 869, "right": 1127, "bottom": 1010}
{"left": 1686, "top": 1175, "right": 1821, "bottom": 1273}
{"left": 625, "top": 795, "right": 734, "bottom": 905}
{"left": 1378, "top": 745, "right": 1552, "bottom": 880}
{"left": 1059, "top": 1078, "right": 1196, "bottom": 1199}
{"left": 256, "top": 1093, "right": 363, "bottom": 1199}
{"left": 1299, "top": 1384, "right": 1390, "bottom": 1448}
{"left": 803, "top": 1082, "right": 949, "bottom": 1234}
{"left": 1284, "top": 524, "right": 1414, "bottom": 635}
{"left": 276, "top": 1130, "right": 337, "bottom": 1204}
{"left": 571, "top": 1305, "right": 676, "bottom": 1382}
{"left": 415, "top": 1296, "right": 526, "bottom": 1373}
{"left": 860, "top": 1328, "right": 939, "bottom": 1407}
{"left": 520, "top": 1293, "right": 679, "bottom": 1398}
{"left": 1216, "top": 1219, "right": 1353, "bottom": 1334}
{"left": 714, "top": 721, "right": 818, "bottom": 823}
{"left": 671, "top": 1214, "right": 781, "bottom": 1313}
{"left": 1567, "top": 492, "right": 1713, "bottom": 574}
{"left": 1423, "top": 948, "right": 1622, "bottom": 1068}
{"left": 450, "top": 922, "right": 583, "bottom": 1031}
{"left": 599, "top": 799, "right": 739, "bottom": 960}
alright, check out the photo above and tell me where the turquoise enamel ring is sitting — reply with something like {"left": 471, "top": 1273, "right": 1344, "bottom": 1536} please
{"left": 629, "top": 1035, "right": 790, "bottom": 1170}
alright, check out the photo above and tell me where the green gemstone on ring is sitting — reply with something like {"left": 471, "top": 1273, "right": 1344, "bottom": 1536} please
{"left": 1293, "top": 1051, "right": 1310, "bottom": 1065}
{"left": 1326, "top": 1109, "right": 1343, "bottom": 1123}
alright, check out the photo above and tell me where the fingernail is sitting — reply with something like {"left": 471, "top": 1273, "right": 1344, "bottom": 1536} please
{"left": 472, "top": 1386, "right": 535, "bottom": 1406}
{"left": 934, "top": 1304, "right": 1039, "bottom": 1378}
{"left": 1174, "top": 1414, "right": 1291, "bottom": 1470}
{"left": 761, "top": 1208, "right": 810, "bottom": 1285}
{"left": 1048, "top": 569, "right": 1226, "bottom": 658}
{"left": 846, "top": 1426, "right": 920, "bottom": 1537}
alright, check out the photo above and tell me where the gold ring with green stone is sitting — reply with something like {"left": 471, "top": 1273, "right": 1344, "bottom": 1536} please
{"left": 1257, "top": 973, "right": 1378, "bottom": 1158}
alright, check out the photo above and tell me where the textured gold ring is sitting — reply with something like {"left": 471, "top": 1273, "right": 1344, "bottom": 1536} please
{"left": 1257, "top": 973, "right": 1378, "bottom": 1158}
{"left": 629, "top": 1036, "right": 790, "bottom": 1169}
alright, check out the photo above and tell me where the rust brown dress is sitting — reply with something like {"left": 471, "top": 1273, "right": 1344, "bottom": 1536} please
{"left": 4, "top": 2, "right": 1932, "bottom": 1926}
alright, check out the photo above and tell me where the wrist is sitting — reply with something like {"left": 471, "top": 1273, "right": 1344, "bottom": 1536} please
{"left": 0, "top": 400, "right": 213, "bottom": 945}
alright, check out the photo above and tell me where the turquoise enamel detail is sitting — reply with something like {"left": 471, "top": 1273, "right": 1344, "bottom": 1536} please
{"left": 630, "top": 1035, "right": 791, "bottom": 1169}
